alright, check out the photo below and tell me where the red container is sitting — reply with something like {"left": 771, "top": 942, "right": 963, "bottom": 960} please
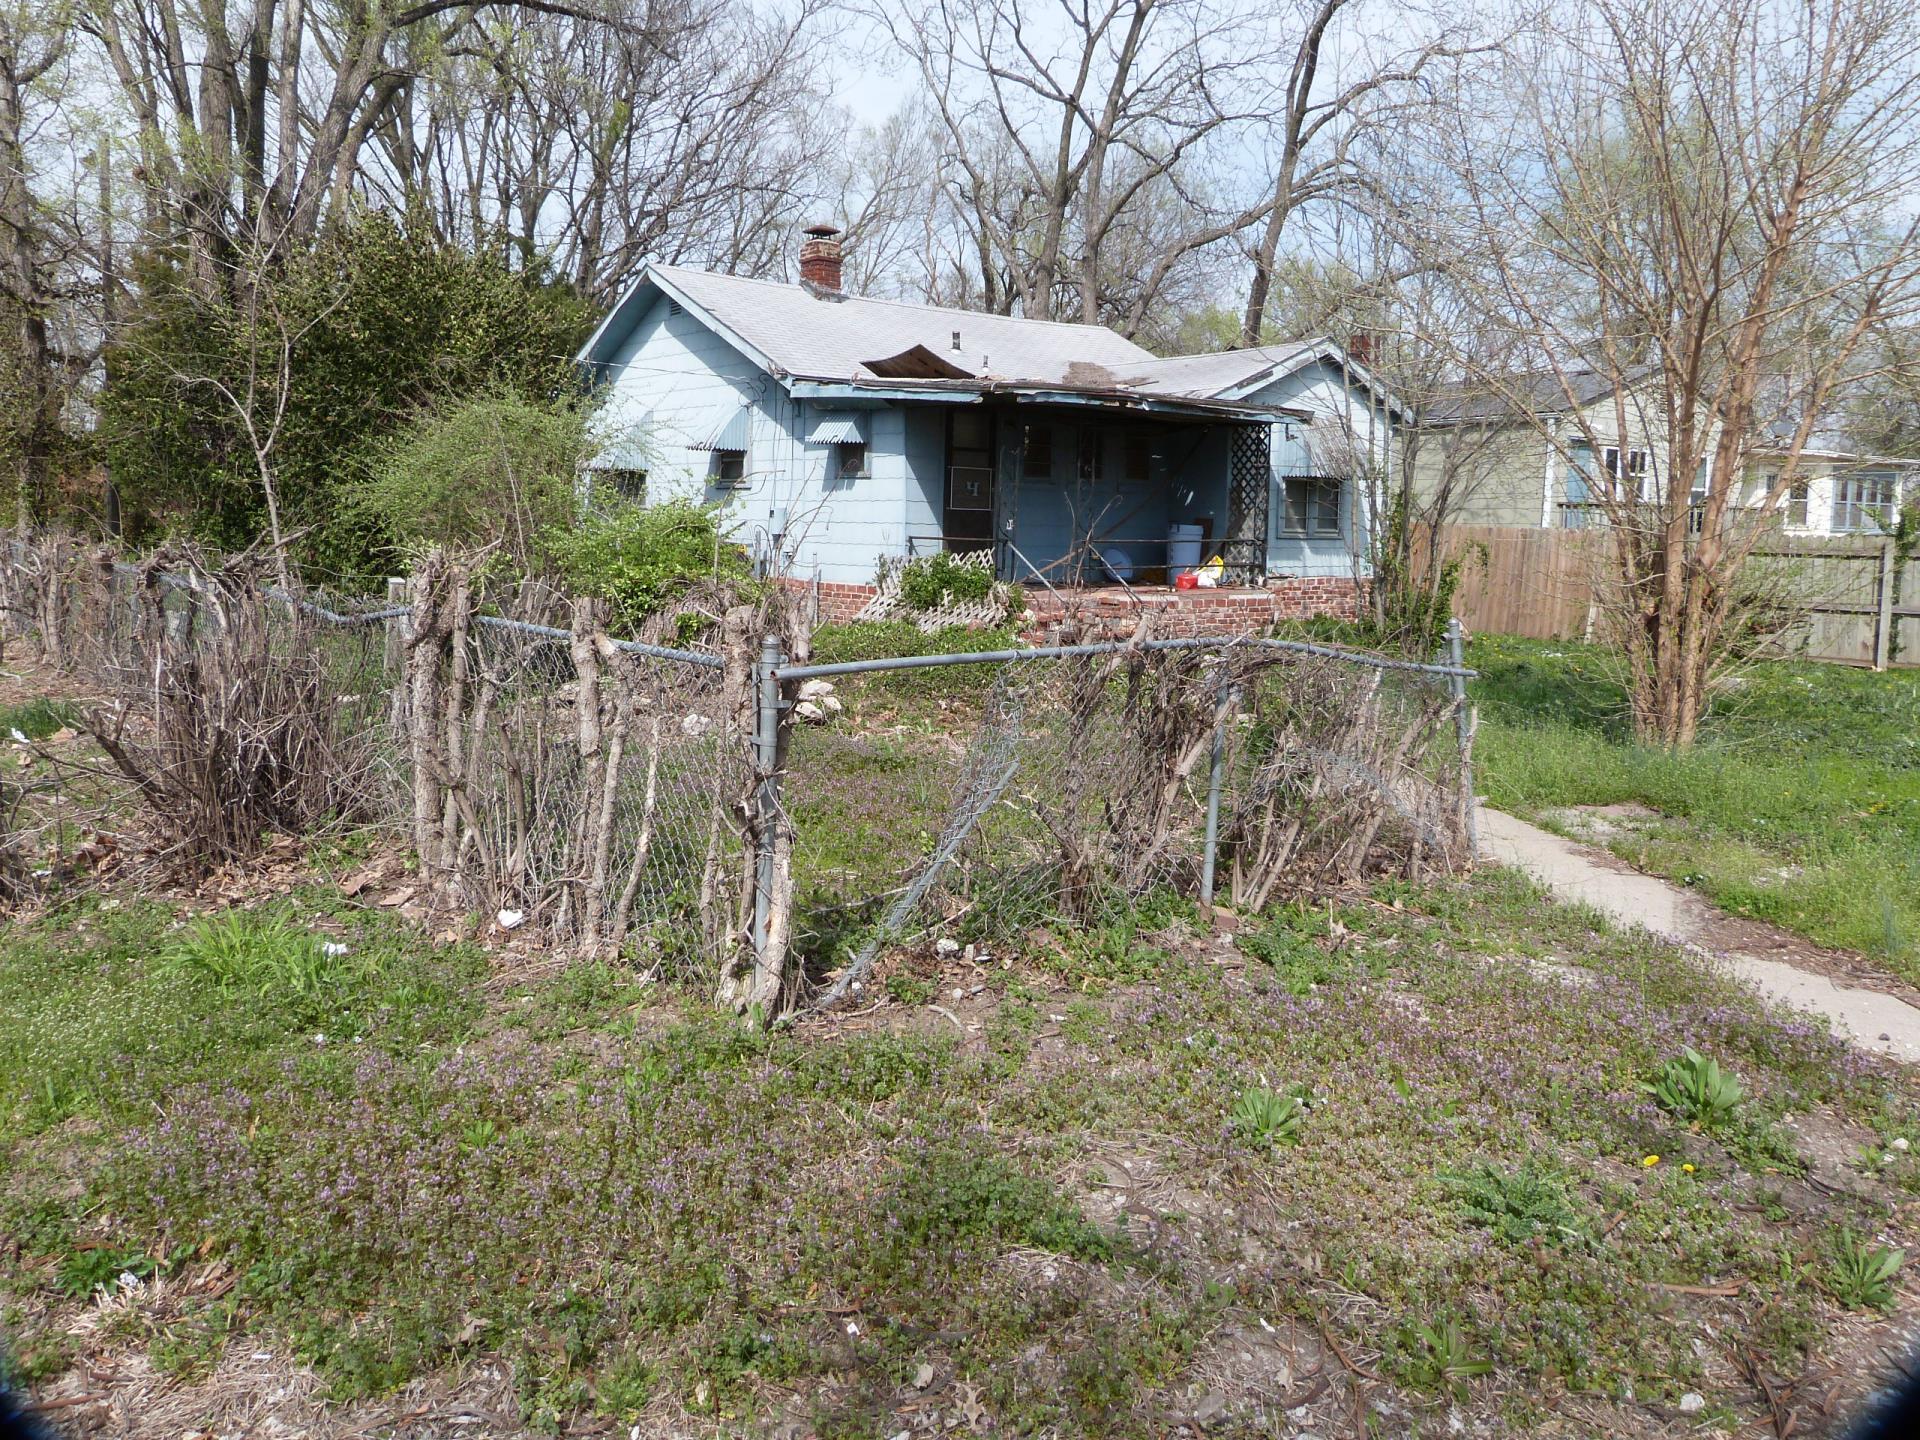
{"left": 1173, "top": 572, "right": 1199, "bottom": 591}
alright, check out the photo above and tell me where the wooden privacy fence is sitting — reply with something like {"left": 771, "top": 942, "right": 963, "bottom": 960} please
{"left": 1429, "top": 524, "right": 1920, "bottom": 668}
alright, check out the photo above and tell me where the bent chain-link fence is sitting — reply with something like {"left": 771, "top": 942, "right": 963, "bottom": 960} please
{"left": 780, "top": 633, "right": 1475, "bottom": 1012}
{"left": 3, "top": 535, "right": 1475, "bottom": 1017}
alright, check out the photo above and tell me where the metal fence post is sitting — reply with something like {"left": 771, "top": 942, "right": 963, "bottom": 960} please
{"left": 1199, "top": 677, "right": 1237, "bottom": 910}
{"left": 1446, "top": 617, "right": 1479, "bottom": 859}
{"left": 750, "top": 632, "right": 786, "bottom": 977}
{"left": 385, "top": 576, "right": 407, "bottom": 675}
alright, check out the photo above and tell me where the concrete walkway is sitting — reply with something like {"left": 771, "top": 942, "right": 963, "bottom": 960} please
{"left": 1476, "top": 805, "right": 1920, "bottom": 1064}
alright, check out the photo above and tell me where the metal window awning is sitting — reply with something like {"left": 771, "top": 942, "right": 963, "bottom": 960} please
{"left": 585, "top": 413, "right": 650, "bottom": 468}
{"left": 807, "top": 414, "right": 867, "bottom": 445}
{"left": 692, "top": 406, "right": 751, "bottom": 452}
{"left": 587, "top": 439, "right": 650, "bottom": 470}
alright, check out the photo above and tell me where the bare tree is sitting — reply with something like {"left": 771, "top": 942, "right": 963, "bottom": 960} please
{"left": 0, "top": 1, "right": 95, "bottom": 524}
{"left": 1437, "top": 0, "right": 1920, "bottom": 744}
{"left": 74, "top": 0, "right": 664, "bottom": 291}
{"left": 1235, "top": 0, "right": 1488, "bottom": 347}
{"left": 374, "top": 0, "right": 840, "bottom": 302}
{"left": 871, "top": 0, "right": 1277, "bottom": 330}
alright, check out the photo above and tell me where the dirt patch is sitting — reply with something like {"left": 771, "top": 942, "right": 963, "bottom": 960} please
{"left": 1541, "top": 802, "right": 1663, "bottom": 845}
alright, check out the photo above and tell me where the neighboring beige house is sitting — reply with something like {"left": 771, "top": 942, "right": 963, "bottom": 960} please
{"left": 1412, "top": 369, "right": 1915, "bottom": 538}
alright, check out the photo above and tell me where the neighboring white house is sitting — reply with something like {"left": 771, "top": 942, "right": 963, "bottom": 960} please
{"left": 1416, "top": 368, "right": 1916, "bottom": 539}
{"left": 573, "top": 225, "right": 1398, "bottom": 610}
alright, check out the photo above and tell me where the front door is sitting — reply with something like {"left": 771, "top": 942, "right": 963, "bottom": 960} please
{"left": 943, "top": 410, "right": 995, "bottom": 552}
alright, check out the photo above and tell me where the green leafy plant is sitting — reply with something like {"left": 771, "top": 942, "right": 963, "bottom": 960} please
{"left": 1826, "top": 1228, "right": 1904, "bottom": 1310}
{"left": 1644, "top": 1047, "right": 1744, "bottom": 1128}
{"left": 544, "top": 498, "right": 759, "bottom": 636}
{"left": 897, "top": 550, "right": 995, "bottom": 610}
{"left": 886, "top": 973, "right": 935, "bottom": 1006}
{"left": 1230, "top": 1085, "right": 1306, "bottom": 1149}
{"left": 57, "top": 1246, "right": 159, "bottom": 1299}
{"left": 1402, "top": 1318, "right": 1493, "bottom": 1401}
{"left": 0, "top": 697, "right": 80, "bottom": 741}
{"left": 357, "top": 389, "right": 589, "bottom": 572}
{"left": 1442, "top": 1161, "right": 1584, "bottom": 1246}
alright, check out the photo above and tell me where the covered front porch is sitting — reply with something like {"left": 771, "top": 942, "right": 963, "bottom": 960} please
{"left": 902, "top": 397, "right": 1286, "bottom": 589}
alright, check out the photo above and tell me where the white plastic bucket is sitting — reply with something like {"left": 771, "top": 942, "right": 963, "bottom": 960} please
{"left": 1167, "top": 524, "right": 1203, "bottom": 576}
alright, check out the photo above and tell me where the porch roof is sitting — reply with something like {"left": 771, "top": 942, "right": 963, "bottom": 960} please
{"left": 787, "top": 377, "right": 1308, "bottom": 425}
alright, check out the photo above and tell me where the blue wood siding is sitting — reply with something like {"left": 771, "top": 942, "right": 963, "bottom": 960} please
{"left": 596, "top": 292, "right": 924, "bottom": 585}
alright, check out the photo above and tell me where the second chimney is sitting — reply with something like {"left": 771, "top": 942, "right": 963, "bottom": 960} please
{"left": 799, "top": 222, "right": 844, "bottom": 292}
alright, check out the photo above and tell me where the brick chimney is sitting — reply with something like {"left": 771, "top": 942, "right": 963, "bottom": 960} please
{"left": 799, "top": 222, "right": 844, "bottom": 292}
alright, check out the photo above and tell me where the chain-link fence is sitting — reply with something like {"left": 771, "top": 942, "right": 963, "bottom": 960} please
{"left": 2, "top": 535, "right": 1475, "bottom": 1020}
{"left": 778, "top": 633, "right": 1475, "bottom": 1012}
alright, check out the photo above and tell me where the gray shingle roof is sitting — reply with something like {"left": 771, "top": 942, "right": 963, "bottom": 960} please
{"left": 1426, "top": 367, "right": 1649, "bottom": 423}
{"left": 653, "top": 266, "right": 1158, "bottom": 387}
{"left": 1113, "top": 342, "right": 1322, "bottom": 398}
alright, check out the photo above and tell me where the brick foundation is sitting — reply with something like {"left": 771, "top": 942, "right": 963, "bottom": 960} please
{"left": 780, "top": 574, "right": 1361, "bottom": 640}
{"left": 777, "top": 577, "right": 880, "bottom": 624}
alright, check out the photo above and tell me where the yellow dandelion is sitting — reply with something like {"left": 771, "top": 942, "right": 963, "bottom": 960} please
{"left": 1642, "top": 1154, "right": 1661, "bottom": 1167}
{"left": 1682, "top": 1163, "right": 1696, "bottom": 1174}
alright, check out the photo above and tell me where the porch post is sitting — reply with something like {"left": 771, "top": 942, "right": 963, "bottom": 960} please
{"left": 1226, "top": 423, "right": 1272, "bottom": 585}
{"left": 993, "top": 407, "right": 1024, "bottom": 582}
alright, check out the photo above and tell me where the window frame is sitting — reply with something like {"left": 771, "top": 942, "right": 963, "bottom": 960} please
{"left": 1600, "top": 445, "right": 1650, "bottom": 499}
{"left": 1280, "top": 477, "right": 1343, "bottom": 539}
{"left": 1784, "top": 477, "right": 1810, "bottom": 529}
{"left": 711, "top": 450, "right": 746, "bottom": 484}
{"left": 1832, "top": 471, "right": 1896, "bottom": 532}
{"left": 835, "top": 441, "right": 869, "bottom": 479}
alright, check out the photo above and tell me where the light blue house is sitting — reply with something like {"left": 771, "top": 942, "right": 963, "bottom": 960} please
{"left": 574, "top": 227, "right": 1397, "bottom": 604}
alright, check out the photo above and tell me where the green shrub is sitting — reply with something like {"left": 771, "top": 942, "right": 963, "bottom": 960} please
{"left": 898, "top": 551, "right": 995, "bottom": 609}
{"left": 356, "top": 390, "right": 588, "bottom": 572}
{"left": 544, "top": 499, "right": 759, "bottom": 636}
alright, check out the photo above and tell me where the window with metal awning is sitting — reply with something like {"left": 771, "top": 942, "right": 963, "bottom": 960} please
{"left": 692, "top": 405, "right": 752, "bottom": 453}
{"left": 806, "top": 414, "right": 867, "bottom": 445}
{"left": 691, "top": 405, "right": 752, "bottom": 485}
{"left": 585, "top": 423, "right": 650, "bottom": 502}
{"left": 809, "top": 413, "right": 870, "bottom": 480}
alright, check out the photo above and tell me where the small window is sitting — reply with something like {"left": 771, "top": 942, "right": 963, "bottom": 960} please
{"left": 712, "top": 450, "right": 745, "bottom": 483}
{"left": 1832, "top": 471, "right": 1895, "bottom": 532}
{"left": 1282, "top": 478, "right": 1342, "bottom": 538}
{"left": 1023, "top": 424, "right": 1052, "bottom": 478}
{"left": 1124, "top": 432, "right": 1151, "bottom": 484}
{"left": 836, "top": 441, "right": 868, "bottom": 479}
{"left": 599, "top": 468, "right": 646, "bottom": 503}
{"left": 1785, "top": 478, "right": 1809, "bottom": 528}
{"left": 1601, "top": 446, "right": 1650, "bottom": 497}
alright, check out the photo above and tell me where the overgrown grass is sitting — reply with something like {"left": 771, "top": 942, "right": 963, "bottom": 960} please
{"left": 1471, "top": 634, "right": 1920, "bottom": 979}
{"left": 5, "top": 866, "right": 1916, "bottom": 1433}
{"left": 808, "top": 620, "right": 1018, "bottom": 705}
